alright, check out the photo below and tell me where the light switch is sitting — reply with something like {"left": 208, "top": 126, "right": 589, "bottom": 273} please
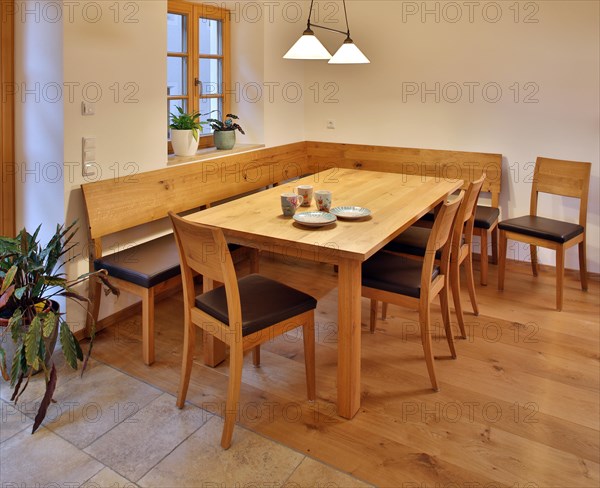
{"left": 82, "top": 137, "right": 97, "bottom": 177}
{"left": 82, "top": 101, "right": 95, "bottom": 116}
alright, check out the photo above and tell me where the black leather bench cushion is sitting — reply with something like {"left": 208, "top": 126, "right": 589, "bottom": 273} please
{"left": 362, "top": 252, "right": 440, "bottom": 299}
{"left": 95, "top": 234, "right": 241, "bottom": 289}
{"left": 499, "top": 216, "right": 584, "bottom": 244}
{"left": 195, "top": 274, "right": 317, "bottom": 336}
{"left": 94, "top": 234, "right": 181, "bottom": 288}
{"left": 474, "top": 206, "right": 500, "bottom": 230}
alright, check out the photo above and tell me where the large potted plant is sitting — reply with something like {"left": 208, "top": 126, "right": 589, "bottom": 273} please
{"left": 207, "top": 113, "right": 245, "bottom": 150}
{"left": 169, "top": 106, "right": 207, "bottom": 156}
{"left": 0, "top": 222, "right": 118, "bottom": 433}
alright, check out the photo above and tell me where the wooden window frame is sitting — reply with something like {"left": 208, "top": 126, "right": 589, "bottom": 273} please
{"left": 167, "top": 1, "right": 231, "bottom": 152}
{"left": 1, "top": 0, "right": 15, "bottom": 236}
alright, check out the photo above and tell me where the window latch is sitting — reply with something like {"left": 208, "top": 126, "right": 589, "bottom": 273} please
{"left": 195, "top": 78, "right": 202, "bottom": 95}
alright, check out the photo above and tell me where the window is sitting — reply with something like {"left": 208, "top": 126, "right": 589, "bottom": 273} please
{"left": 167, "top": 1, "right": 230, "bottom": 151}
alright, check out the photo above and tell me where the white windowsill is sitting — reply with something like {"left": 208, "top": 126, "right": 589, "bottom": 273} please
{"left": 167, "top": 143, "right": 265, "bottom": 166}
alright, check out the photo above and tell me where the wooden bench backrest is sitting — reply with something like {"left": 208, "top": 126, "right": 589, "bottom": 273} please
{"left": 306, "top": 141, "right": 502, "bottom": 207}
{"left": 82, "top": 142, "right": 310, "bottom": 241}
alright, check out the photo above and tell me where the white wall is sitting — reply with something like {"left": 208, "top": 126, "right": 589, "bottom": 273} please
{"left": 61, "top": 1, "right": 167, "bottom": 326}
{"left": 301, "top": 0, "right": 599, "bottom": 272}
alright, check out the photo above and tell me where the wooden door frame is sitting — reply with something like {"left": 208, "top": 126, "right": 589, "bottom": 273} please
{"left": 1, "top": 0, "right": 15, "bottom": 237}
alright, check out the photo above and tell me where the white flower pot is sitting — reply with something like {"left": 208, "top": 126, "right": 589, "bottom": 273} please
{"left": 171, "top": 129, "right": 199, "bottom": 156}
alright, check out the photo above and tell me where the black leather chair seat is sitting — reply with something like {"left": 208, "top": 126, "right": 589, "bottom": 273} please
{"left": 385, "top": 227, "right": 431, "bottom": 257}
{"left": 499, "top": 216, "right": 584, "bottom": 243}
{"left": 95, "top": 234, "right": 240, "bottom": 288}
{"left": 195, "top": 274, "right": 317, "bottom": 336}
{"left": 362, "top": 253, "right": 440, "bottom": 299}
{"left": 474, "top": 206, "right": 500, "bottom": 230}
{"left": 385, "top": 227, "right": 462, "bottom": 259}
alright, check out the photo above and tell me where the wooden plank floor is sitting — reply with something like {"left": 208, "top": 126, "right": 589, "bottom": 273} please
{"left": 92, "top": 254, "right": 600, "bottom": 487}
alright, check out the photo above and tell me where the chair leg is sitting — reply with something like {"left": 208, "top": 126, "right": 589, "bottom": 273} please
{"left": 419, "top": 303, "right": 438, "bottom": 391}
{"left": 579, "top": 240, "right": 588, "bottom": 291}
{"left": 249, "top": 248, "right": 260, "bottom": 274}
{"left": 302, "top": 317, "right": 316, "bottom": 401}
{"left": 439, "top": 284, "right": 457, "bottom": 355}
{"left": 176, "top": 315, "right": 196, "bottom": 408}
{"left": 498, "top": 230, "right": 507, "bottom": 291}
{"left": 465, "top": 252, "right": 479, "bottom": 316}
{"left": 86, "top": 277, "right": 103, "bottom": 337}
{"left": 490, "top": 226, "right": 499, "bottom": 265}
{"left": 221, "top": 347, "right": 244, "bottom": 449}
{"left": 252, "top": 346, "right": 261, "bottom": 367}
{"left": 530, "top": 245, "right": 538, "bottom": 277}
{"left": 141, "top": 287, "right": 155, "bottom": 366}
{"left": 370, "top": 299, "right": 378, "bottom": 333}
{"left": 556, "top": 247, "right": 564, "bottom": 312}
{"left": 381, "top": 302, "right": 388, "bottom": 320}
{"left": 450, "top": 259, "right": 466, "bottom": 339}
{"left": 479, "top": 230, "right": 489, "bottom": 286}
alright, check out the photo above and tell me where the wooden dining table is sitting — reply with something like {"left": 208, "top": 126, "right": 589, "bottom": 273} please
{"left": 186, "top": 168, "right": 463, "bottom": 419}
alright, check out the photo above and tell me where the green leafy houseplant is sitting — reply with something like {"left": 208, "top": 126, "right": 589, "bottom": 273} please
{"left": 0, "top": 222, "right": 118, "bottom": 433}
{"left": 206, "top": 113, "right": 245, "bottom": 134}
{"left": 169, "top": 106, "right": 206, "bottom": 142}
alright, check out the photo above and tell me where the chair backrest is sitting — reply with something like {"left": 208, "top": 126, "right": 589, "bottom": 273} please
{"left": 531, "top": 157, "right": 592, "bottom": 227}
{"left": 422, "top": 193, "right": 464, "bottom": 292}
{"left": 454, "top": 174, "right": 486, "bottom": 248}
{"left": 169, "top": 212, "right": 243, "bottom": 331}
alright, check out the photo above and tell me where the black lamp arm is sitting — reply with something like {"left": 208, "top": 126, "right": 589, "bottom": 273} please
{"left": 305, "top": 0, "right": 352, "bottom": 38}
{"left": 308, "top": 22, "right": 350, "bottom": 37}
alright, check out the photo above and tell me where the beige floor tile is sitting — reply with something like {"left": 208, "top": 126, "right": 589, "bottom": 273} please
{"left": 0, "top": 354, "right": 92, "bottom": 404}
{"left": 39, "top": 363, "right": 163, "bottom": 449}
{"left": 286, "top": 457, "right": 374, "bottom": 488}
{"left": 138, "top": 416, "right": 304, "bottom": 488}
{"left": 0, "top": 399, "right": 32, "bottom": 443}
{"left": 82, "top": 467, "right": 138, "bottom": 487}
{"left": 84, "top": 393, "right": 209, "bottom": 482}
{"left": 0, "top": 426, "right": 103, "bottom": 486}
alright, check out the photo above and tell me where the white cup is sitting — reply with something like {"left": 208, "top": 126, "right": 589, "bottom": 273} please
{"left": 314, "top": 190, "right": 332, "bottom": 212}
{"left": 296, "top": 185, "right": 313, "bottom": 207}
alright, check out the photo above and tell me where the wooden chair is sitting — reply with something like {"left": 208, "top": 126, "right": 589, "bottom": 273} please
{"left": 382, "top": 176, "right": 486, "bottom": 338}
{"left": 362, "top": 193, "right": 463, "bottom": 391}
{"left": 169, "top": 212, "right": 316, "bottom": 449}
{"left": 473, "top": 205, "right": 500, "bottom": 285}
{"left": 498, "top": 157, "right": 591, "bottom": 311}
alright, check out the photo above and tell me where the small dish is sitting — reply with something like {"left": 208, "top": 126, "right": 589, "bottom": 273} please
{"left": 330, "top": 206, "right": 372, "bottom": 220}
{"left": 293, "top": 211, "right": 337, "bottom": 227}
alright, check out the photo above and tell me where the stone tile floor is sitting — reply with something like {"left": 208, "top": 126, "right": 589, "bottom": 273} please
{"left": 0, "top": 357, "right": 372, "bottom": 488}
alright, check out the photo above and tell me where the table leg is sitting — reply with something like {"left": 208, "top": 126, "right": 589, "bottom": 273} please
{"left": 337, "top": 258, "right": 362, "bottom": 419}
{"left": 202, "top": 277, "right": 227, "bottom": 367}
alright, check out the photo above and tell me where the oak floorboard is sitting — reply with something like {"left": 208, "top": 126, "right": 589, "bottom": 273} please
{"left": 91, "top": 254, "right": 600, "bottom": 488}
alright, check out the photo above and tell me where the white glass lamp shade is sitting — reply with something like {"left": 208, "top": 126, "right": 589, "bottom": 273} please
{"left": 329, "top": 38, "right": 370, "bottom": 64}
{"left": 284, "top": 29, "right": 332, "bottom": 60}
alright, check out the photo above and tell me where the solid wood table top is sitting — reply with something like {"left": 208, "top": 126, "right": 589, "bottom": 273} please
{"left": 187, "top": 169, "right": 463, "bottom": 264}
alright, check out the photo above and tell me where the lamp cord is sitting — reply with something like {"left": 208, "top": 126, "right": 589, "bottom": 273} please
{"left": 342, "top": 0, "right": 350, "bottom": 36}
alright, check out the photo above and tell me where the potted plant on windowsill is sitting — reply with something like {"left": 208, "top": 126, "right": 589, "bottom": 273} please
{"left": 207, "top": 113, "right": 245, "bottom": 150}
{"left": 0, "top": 222, "right": 119, "bottom": 433}
{"left": 169, "top": 106, "right": 207, "bottom": 157}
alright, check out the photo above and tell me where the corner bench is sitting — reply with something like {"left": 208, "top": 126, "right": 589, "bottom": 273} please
{"left": 305, "top": 141, "right": 502, "bottom": 285}
{"left": 81, "top": 142, "right": 310, "bottom": 365}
